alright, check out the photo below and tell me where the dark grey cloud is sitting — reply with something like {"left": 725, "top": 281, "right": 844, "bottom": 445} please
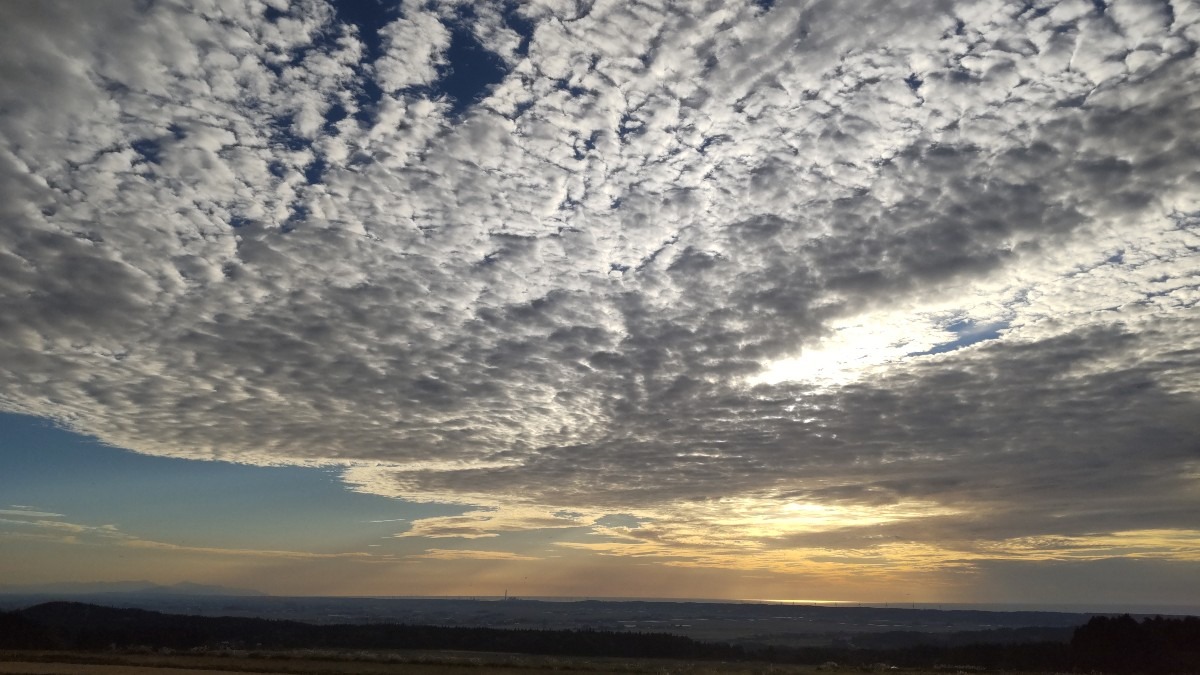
{"left": 1, "top": 0, "right": 1197, "bottom": 572}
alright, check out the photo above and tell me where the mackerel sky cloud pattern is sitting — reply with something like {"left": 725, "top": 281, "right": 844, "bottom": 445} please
{"left": 1, "top": 0, "right": 1199, "bottom": 598}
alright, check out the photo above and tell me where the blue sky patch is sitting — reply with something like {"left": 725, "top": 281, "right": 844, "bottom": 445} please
{"left": 0, "top": 412, "right": 466, "bottom": 552}
{"left": 909, "top": 319, "right": 1009, "bottom": 357}
{"left": 440, "top": 25, "right": 509, "bottom": 117}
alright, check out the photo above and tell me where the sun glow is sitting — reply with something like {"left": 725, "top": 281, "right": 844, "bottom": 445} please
{"left": 699, "top": 497, "right": 964, "bottom": 539}
{"left": 747, "top": 598, "right": 853, "bottom": 605}
{"left": 748, "top": 311, "right": 1003, "bottom": 386}
{"left": 750, "top": 321, "right": 925, "bottom": 385}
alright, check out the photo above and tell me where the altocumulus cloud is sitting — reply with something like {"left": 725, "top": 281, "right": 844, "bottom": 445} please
{"left": 1, "top": 0, "right": 1199, "bottom": 577}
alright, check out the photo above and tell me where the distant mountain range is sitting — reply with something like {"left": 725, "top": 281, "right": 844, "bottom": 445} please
{"left": 0, "top": 601, "right": 741, "bottom": 661}
{"left": 0, "top": 580, "right": 266, "bottom": 596}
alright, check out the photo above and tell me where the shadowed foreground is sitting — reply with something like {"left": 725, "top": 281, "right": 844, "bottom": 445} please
{"left": 4, "top": 603, "right": 1199, "bottom": 673}
{"left": 0, "top": 650, "right": 1043, "bottom": 675}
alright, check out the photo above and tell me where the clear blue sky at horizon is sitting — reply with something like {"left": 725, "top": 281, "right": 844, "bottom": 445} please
{"left": 0, "top": 412, "right": 466, "bottom": 553}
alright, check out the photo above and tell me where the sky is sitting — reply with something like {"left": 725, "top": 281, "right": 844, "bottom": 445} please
{"left": 1, "top": 0, "right": 1198, "bottom": 608}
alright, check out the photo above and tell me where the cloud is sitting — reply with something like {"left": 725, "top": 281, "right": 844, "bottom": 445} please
{"left": 393, "top": 508, "right": 586, "bottom": 539}
{"left": 120, "top": 538, "right": 386, "bottom": 562}
{"left": 0, "top": 509, "right": 64, "bottom": 518}
{"left": 0, "top": 514, "right": 130, "bottom": 547}
{"left": 1, "top": 0, "right": 1198, "bottom": 583}
{"left": 414, "top": 549, "right": 541, "bottom": 561}
{"left": 0, "top": 511, "right": 399, "bottom": 562}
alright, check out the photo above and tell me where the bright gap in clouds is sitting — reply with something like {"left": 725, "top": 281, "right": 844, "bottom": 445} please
{"left": 742, "top": 499, "right": 964, "bottom": 537}
{"left": 750, "top": 313, "right": 1009, "bottom": 386}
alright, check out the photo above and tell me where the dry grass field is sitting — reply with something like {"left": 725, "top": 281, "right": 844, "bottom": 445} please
{"left": 0, "top": 650, "right": 1063, "bottom": 675}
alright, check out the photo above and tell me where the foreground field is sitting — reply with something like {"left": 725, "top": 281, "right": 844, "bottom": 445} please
{"left": 0, "top": 651, "right": 1057, "bottom": 675}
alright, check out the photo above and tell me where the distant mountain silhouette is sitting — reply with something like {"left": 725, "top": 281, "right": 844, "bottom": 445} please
{"left": 0, "top": 580, "right": 265, "bottom": 596}
{"left": 5, "top": 602, "right": 742, "bottom": 659}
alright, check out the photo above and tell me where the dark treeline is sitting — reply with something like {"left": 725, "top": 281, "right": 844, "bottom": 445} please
{"left": 2, "top": 603, "right": 1199, "bottom": 673}
{"left": 746, "top": 641, "right": 1074, "bottom": 671}
{"left": 1071, "top": 614, "right": 1200, "bottom": 674}
{"left": 849, "top": 625, "right": 1075, "bottom": 649}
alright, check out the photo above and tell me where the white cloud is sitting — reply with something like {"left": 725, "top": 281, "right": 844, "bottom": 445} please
{"left": 414, "top": 549, "right": 541, "bottom": 561}
{"left": 0, "top": 509, "right": 64, "bottom": 518}
{"left": 375, "top": 8, "right": 451, "bottom": 93}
